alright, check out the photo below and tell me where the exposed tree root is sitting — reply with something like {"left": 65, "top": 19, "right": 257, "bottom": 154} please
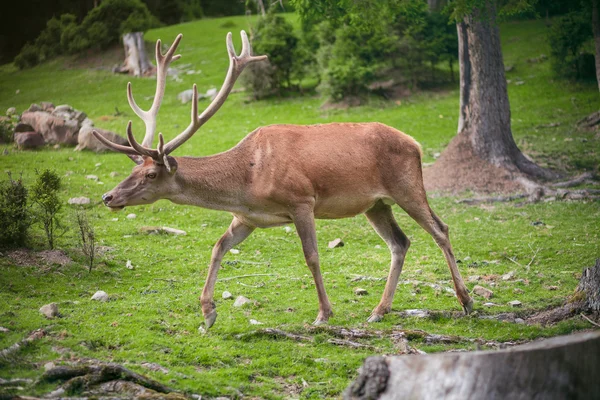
{"left": 39, "top": 362, "right": 188, "bottom": 399}
{"left": 0, "top": 328, "right": 46, "bottom": 366}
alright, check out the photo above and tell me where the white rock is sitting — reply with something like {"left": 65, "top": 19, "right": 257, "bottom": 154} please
{"left": 508, "top": 300, "right": 522, "bottom": 307}
{"left": 6, "top": 107, "right": 16, "bottom": 116}
{"left": 161, "top": 226, "right": 187, "bottom": 235}
{"left": 328, "top": 238, "right": 344, "bottom": 248}
{"left": 39, "top": 303, "right": 59, "bottom": 318}
{"left": 44, "top": 362, "right": 56, "bottom": 371}
{"left": 222, "top": 291, "right": 233, "bottom": 300}
{"left": 86, "top": 174, "right": 98, "bottom": 181}
{"left": 198, "top": 325, "right": 206, "bottom": 334}
{"left": 515, "top": 318, "right": 525, "bottom": 324}
{"left": 68, "top": 197, "right": 90, "bottom": 205}
{"left": 95, "top": 163, "right": 102, "bottom": 167}
{"left": 91, "top": 290, "right": 109, "bottom": 302}
{"left": 111, "top": 218, "right": 118, "bottom": 221}
{"left": 206, "top": 88, "right": 218, "bottom": 100}
{"left": 126, "top": 260, "right": 134, "bottom": 270}
{"left": 127, "top": 213, "right": 136, "bottom": 219}
{"left": 404, "top": 309, "right": 429, "bottom": 318}
{"left": 230, "top": 248, "right": 240, "bottom": 254}
{"left": 109, "top": 171, "right": 119, "bottom": 177}
{"left": 502, "top": 271, "right": 515, "bottom": 281}
{"left": 233, "top": 296, "right": 252, "bottom": 307}
{"left": 375, "top": 245, "right": 382, "bottom": 249}
{"left": 354, "top": 287, "right": 368, "bottom": 296}
{"left": 284, "top": 226, "right": 293, "bottom": 233}
{"left": 473, "top": 285, "right": 494, "bottom": 299}
{"left": 483, "top": 302, "right": 497, "bottom": 307}
{"left": 0, "top": 326, "right": 9, "bottom": 332}
{"left": 249, "top": 319, "right": 263, "bottom": 325}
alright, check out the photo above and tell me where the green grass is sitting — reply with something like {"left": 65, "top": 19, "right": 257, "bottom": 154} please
{"left": 0, "top": 15, "right": 599, "bottom": 399}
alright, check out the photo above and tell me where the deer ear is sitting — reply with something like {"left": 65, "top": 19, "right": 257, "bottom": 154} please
{"left": 127, "top": 154, "right": 144, "bottom": 165}
{"left": 165, "top": 156, "right": 178, "bottom": 174}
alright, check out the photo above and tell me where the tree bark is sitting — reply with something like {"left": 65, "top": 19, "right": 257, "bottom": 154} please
{"left": 593, "top": 0, "right": 600, "bottom": 92}
{"left": 456, "top": 3, "right": 554, "bottom": 179}
{"left": 114, "top": 32, "right": 155, "bottom": 77}
{"left": 345, "top": 331, "right": 600, "bottom": 400}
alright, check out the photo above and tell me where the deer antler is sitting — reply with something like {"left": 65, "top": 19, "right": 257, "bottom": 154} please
{"left": 94, "top": 31, "right": 267, "bottom": 169}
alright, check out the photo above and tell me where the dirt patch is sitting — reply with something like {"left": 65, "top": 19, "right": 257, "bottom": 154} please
{"left": 63, "top": 44, "right": 124, "bottom": 70}
{"left": 6, "top": 249, "right": 73, "bottom": 267}
{"left": 273, "top": 376, "right": 304, "bottom": 397}
{"left": 423, "top": 133, "right": 523, "bottom": 194}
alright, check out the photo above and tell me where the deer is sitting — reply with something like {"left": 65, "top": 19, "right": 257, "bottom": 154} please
{"left": 94, "top": 31, "right": 473, "bottom": 330}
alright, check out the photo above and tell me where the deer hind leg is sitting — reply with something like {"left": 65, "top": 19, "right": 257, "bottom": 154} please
{"left": 392, "top": 189, "right": 473, "bottom": 314}
{"left": 365, "top": 201, "right": 411, "bottom": 323}
{"left": 293, "top": 205, "right": 333, "bottom": 325}
{"left": 201, "top": 216, "right": 255, "bottom": 330}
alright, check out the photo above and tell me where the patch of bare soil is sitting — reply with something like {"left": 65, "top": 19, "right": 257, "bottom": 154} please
{"left": 273, "top": 376, "right": 304, "bottom": 397}
{"left": 423, "top": 132, "right": 523, "bottom": 194}
{"left": 6, "top": 249, "right": 73, "bottom": 267}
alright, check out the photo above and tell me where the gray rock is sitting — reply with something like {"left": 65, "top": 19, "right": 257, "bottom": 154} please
{"left": 233, "top": 296, "right": 252, "bottom": 307}
{"left": 483, "top": 302, "right": 497, "bottom": 307}
{"left": 14, "top": 132, "right": 45, "bottom": 149}
{"left": 76, "top": 126, "right": 129, "bottom": 152}
{"left": 328, "top": 238, "right": 344, "bottom": 249}
{"left": 249, "top": 319, "right": 263, "bottom": 325}
{"left": 354, "top": 287, "right": 368, "bottom": 296}
{"left": 508, "top": 300, "right": 522, "bottom": 307}
{"left": 6, "top": 107, "right": 16, "bottom": 116}
{"left": 402, "top": 309, "right": 429, "bottom": 318}
{"left": 468, "top": 275, "right": 481, "bottom": 282}
{"left": 0, "top": 326, "right": 9, "bottom": 332}
{"left": 81, "top": 117, "right": 94, "bottom": 127}
{"left": 91, "top": 290, "right": 109, "bottom": 302}
{"left": 39, "top": 303, "right": 59, "bottom": 318}
{"left": 515, "top": 318, "right": 525, "bottom": 324}
{"left": 502, "top": 271, "right": 515, "bottom": 281}
{"left": 52, "top": 104, "right": 73, "bottom": 114}
{"left": 222, "top": 291, "right": 233, "bottom": 300}
{"left": 40, "top": 102, "right": 55, "bottom": 112}
{"left": 27, "top": 103, "right": 42, "bottom": 112}
{"left": 473, "top": 285, "right": 494, "bottom": 299}
{"left": 109, "top": 171, "right": 119, "bottom": 177}
{"left": 14, "top": 122, "right": 35, "bottom": 133}
{"left": 161, "top": 227, "right": 187, "bottom": 235}
{"left": 68, "top": 197, "right": 90, "bottom": 205}
{"left": 177, "top": 89, "right": 194, "bottom": 104}
{"left": 127, "top": 213, "right": 136, "bottom": 219}
{"left": 86, "top": 174, "right": 98, "bottom": 181}
{"left": 44, "top": 361, "right": 56, "bottom": 371}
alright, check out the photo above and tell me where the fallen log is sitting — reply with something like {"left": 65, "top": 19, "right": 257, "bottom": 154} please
{"left": 344, "top": 330, "right": 600, "bottom": 400}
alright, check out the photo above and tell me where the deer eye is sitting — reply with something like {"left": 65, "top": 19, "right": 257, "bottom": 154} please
{"left": 146, "top": 173, "right": 157, "bottom": 179}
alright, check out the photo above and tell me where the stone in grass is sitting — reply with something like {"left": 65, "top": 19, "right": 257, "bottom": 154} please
{"left": 515, "top": 318, "right": 525, "bottom": 324}
{"left": 502, "top": 271, "right": 515, "bottom": 281}
{"left": 0, "top": 326, "right": 9, "bottom": 332}
{"left": 91, "top": 290, "right": 109, "bottom": 302}
{"left": 233, "top": 296, "right": 253, "bottom": 307}
{"left": 44, "top": 362, "right": 56, "bottom": 371}
{"left": 249, "top": 319, "right": 263, "bottom": 325}
{"left": 39, "top": 303, "right": 59, "bottom": 319}
{"left": 68, "top": 197, "right": 91, "bottom": 205}
{"left": 127, "top": 213, "right": 136, "bottom": 219}
{"left": 483, "top": 302, "right": 497, "bottom": 307}
{"left": 86, "top": 174, "right": 98, "bottom": 181}
{"left": 473, "top": 285, "right": 494, "bottom": 299}
{"left": 354, "top": 288, "right": 368, "bottom": 296}
{"left": 222, "top": 291, "right": 233, "bottom": 300}
{"left": 125, "top": 260, "right": 134, "bottom": 270}
{"left": 328, "top": 238, "right": 344, "bottom": 249}
{"left": 508, "top": 300, "right": 522, "bottom": 307}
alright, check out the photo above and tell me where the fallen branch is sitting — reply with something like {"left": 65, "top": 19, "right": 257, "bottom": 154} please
{"left": 457, "top": 194, "right": 527, "bottom": 205}
{"left": 327, "top": 338, "right": 376, "bottom": 350}
{"left": 581, "top": 313, "right": 600, "bottom": 328}
{"left": 550, "top": 172, "right": 595, "bottom": 188}
{"left": 218, "top": 273, "right": 278, "bottom": 282}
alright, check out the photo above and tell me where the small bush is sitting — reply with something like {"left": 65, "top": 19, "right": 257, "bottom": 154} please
{"left": 0, "top": 119, "right": 14, "bottom": 143}
{"left": 0, "top": 175, "right": 30, "bottom": 249}
{"left": 14, "top": 43, "right": 40, "bottom": 70}
{"left": 75, "top": 210, "right": 96, "bottom": 272}
{"left": 31, "top": 169, "right": 62, "bottom": 249}
{"left": 548, "top": 11, "right": 594, "bottom": 79}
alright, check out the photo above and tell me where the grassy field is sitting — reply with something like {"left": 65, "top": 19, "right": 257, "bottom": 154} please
{"left": 0, "top": 15, "right": 599, "bottom": 399}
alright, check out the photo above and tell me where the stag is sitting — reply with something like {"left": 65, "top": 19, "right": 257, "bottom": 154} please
{"left": 95, "top": 31, "right": 473, "bottom": 330}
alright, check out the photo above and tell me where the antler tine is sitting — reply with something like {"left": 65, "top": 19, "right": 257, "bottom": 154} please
{"left": 126, "top": 121, "right": 158, "bottom": 158}
{"left": 126, "top": 34, "right": 183, "bottom": 149}
{"left": 162, "top": 31, "right": 267, "bottom": 155}
{"left": 91, "top": 130, "right": 140, "bottom": 156}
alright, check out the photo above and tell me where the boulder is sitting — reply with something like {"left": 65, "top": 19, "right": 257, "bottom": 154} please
{"left": 14, "top": 122, "right": 34, "bottom": 133}
{"left": 15, "top": 132, "right": 45, "bottom": 149}
{"left": 39, "top": 303, "right": 59, "bottom": 319}
{"left": 27, "top": 103, "right": 42, "bottom": 112}
{"left": 20, "top": 111, "right": 79, "bottom": 145}
{"left": 75, "top": 126, "right": 128, "bottom": 152}
{"left": 40, "top": 102, "right": 55, "bottom": 112}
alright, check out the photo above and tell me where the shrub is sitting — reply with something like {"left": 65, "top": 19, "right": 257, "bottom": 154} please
{"left": 244, "top": 9, "right": 301, "bottom": 97}
{"left": 75, "top": 210, "right": 96, "bottom": 272}
{"left": 0, "top": 175, "right": 30, "bottom": 249}
{"left": 14, "top": 43, "right": 40, "bottom": 70}
{"left": 548, "top": 10, "right": 594, "bottom": 79}
{"left": 0, "top": 119, "right": 14, "bottom": 143}
{"left": 31, "top": 169, "right": 62, "bottom": 249}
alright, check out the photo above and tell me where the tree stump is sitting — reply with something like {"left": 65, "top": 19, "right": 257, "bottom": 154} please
{"left": 114, "top": 32, "right": 155, "bottom": 77}
{"left": 345, "top": 330, "right": 600, "bottom": 400}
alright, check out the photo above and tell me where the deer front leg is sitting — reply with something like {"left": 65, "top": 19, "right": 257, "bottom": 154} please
{"left": 293, "top": 206, "right": 333, "bottom": 325}
{"left": 201, "top": 217, "right": 254, "bottom": 330}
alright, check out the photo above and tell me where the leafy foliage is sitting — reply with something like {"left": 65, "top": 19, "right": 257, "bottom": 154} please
{"left": 0, "top": 175, "right": 30, "bottom": 249}
{"left": 244, "top": 9, "right": 302, "bottom": 97}
{"left": 30, "top": 170, "right": 62, "bottom": 250}
{"left": 0, "top": 119, "right": 14, "bottom": 144}
{"left": 548, "top": 10, "right": 595, "bottom": 80}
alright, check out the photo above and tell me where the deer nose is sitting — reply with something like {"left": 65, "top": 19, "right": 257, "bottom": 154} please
{"left": 102, "top": 193, "right": 113, "bottom": 205}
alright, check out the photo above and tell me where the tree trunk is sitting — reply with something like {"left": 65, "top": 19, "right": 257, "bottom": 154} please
{"left": 114, "top": 32, "right": 155, "bottom": 77}
{"left": 593, "top": 0, "right": 600, "bottom": 92}
{"left": 344, "top": 331, "right": 600, "bottom": 400}
{"left": 424, "top": 1, "right": 557, "bottom": 193}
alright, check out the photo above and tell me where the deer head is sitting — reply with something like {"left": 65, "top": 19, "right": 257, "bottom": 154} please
{"left": 94, "top": 31, "right": 267, "bottom": 210}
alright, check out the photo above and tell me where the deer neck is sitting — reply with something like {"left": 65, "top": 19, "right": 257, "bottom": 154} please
{"left": 169, "top": 151, "right": 247, "bottom": 212}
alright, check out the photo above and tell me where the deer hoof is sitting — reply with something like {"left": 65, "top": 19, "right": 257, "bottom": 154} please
{"left": 462, "top": 298, "right": 474, "bottom": 315}
{"left": 367, "top": 313, "right": 384, "bottom": 323}
{"left": 312, "top": 318, "right": 328, "bottom": 326}
{"left": 204, "top": 310, "right": 218, "bottom": 329}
